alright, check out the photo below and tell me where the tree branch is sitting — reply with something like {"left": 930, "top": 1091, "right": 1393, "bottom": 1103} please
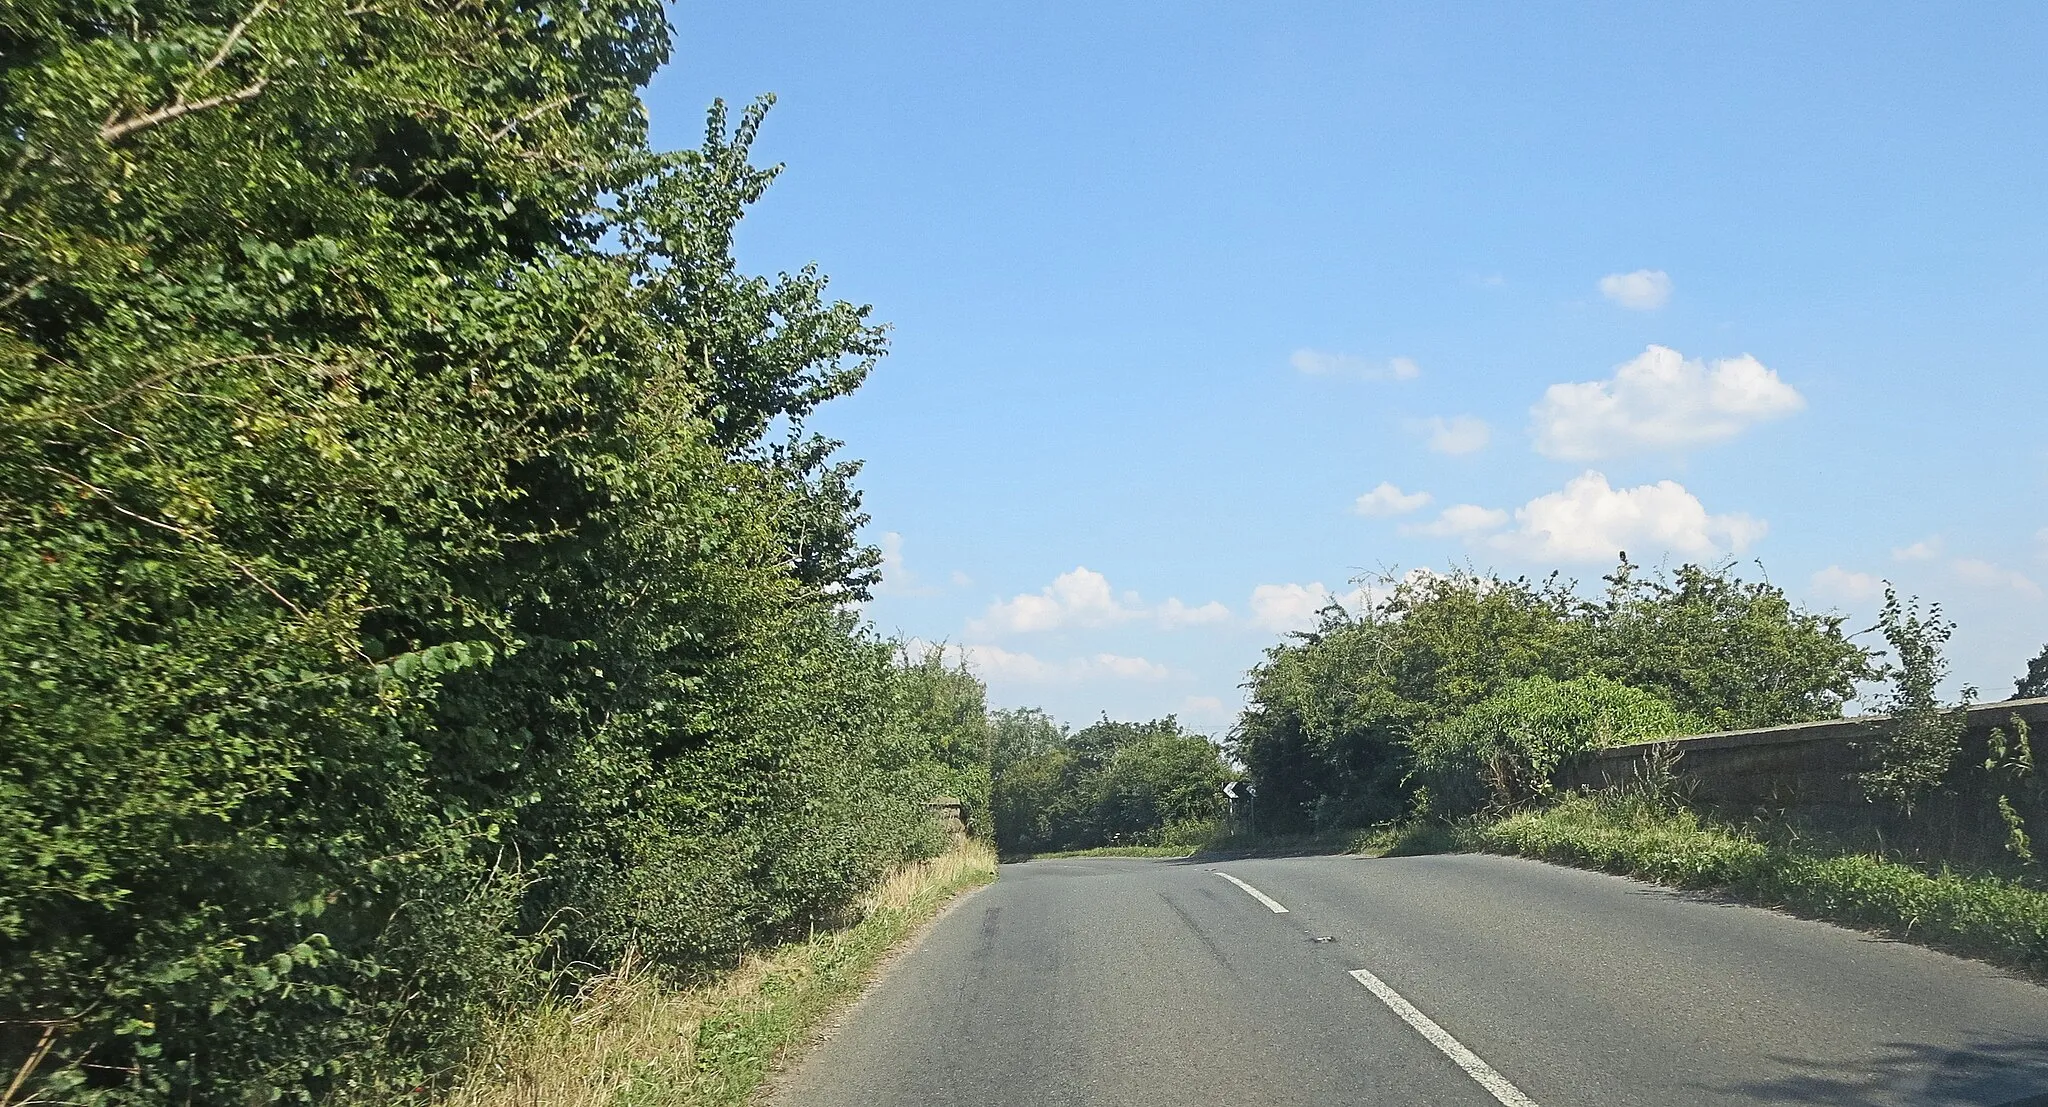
{"left": 188, "top": 0, "right": 271, "bottom": 89}
{"left": 100, "top": 79, "right": 271, "bottom": 144}
{"left": 491, "top": 94, "right": 578, "bottom": 142}
{"left": 0, "top": 275, "right": 45, "bottom": 313}
{"left": 33, "top": 463, "right": 309, "bottom": 622}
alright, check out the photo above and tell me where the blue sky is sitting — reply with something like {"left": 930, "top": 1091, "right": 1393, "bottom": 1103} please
{"left": 651, "top": 2, "right": 2048, "bottom": 733}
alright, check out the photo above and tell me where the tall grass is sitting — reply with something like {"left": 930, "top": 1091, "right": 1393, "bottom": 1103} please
{"left": 440, "top": 841, "right": 997, "bottom": 1107}
{"left": 1477, "top": 794, "right": 2048, "bottom": 976}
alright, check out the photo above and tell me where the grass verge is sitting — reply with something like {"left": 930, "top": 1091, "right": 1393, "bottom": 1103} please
{"left": 1472, "top": 793, "right": 2048, "bottom": 977}
{"left": 441, "top": 840, "right": 997, "bottom": 1107}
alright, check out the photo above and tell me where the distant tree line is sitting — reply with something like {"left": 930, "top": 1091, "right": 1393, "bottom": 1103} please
{"left": 989, "top": 711, "right": 1230, "bottom": 855}
{"left": 1, "top": 2, "right": 988, "bottom": 1101}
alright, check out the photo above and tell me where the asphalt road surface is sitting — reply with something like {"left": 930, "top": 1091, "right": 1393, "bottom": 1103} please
{"left": 773, "top": 853, "right": 2048, "bottom": 1107}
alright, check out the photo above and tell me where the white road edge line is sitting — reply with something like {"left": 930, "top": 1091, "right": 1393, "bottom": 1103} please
{"left": 1213, "top": 872, "right": 1288, "bottom": 913}
{"left": 1347, "top": 967, "right": 1541, "bottom": 1107}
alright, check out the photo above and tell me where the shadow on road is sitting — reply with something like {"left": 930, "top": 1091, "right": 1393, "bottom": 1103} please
{"left": 1697, "top": 1036, "right": 2048, "bottom": 1106}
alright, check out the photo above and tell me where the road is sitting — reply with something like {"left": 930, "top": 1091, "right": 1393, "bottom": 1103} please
{"left": 772, "top": 853, "right": 2048, "bottom": 1107}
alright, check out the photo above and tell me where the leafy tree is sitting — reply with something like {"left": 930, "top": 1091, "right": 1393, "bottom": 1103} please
{"left": 1234, "top": 569, "right": 1587, "bottom": 832}
{"left": 1092, "top": 728, "right": 1230, "bottom": 840}
{"left": 988, "top": 715, "right": 1227, "bottom": 854}
{"left": 989, "top": 706, "right": 1067, "bottom": 770}
{"left": 0, "top": 0, "right": 967, "bottom": 1098}
{"left": 1233, "top": 560, "right": 1870, "bottom": 833}
{"left": 990, "top": 748, "right": 1081, "bottom": 856}
{"left": 2017, "top": 643, "right": 2048, "bottom": 699}
{"left": 887, "top": 646, "right": 996, "bottom": 831}
{"left": 1587, "top": 558, "right": 1872, "bottom": 729}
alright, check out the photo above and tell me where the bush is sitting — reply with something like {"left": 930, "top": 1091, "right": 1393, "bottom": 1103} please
{"left": 1234, "top": 562, "right": 1869, "bottom": 834}
{"left": 1410, "top": 675, "right": 1701, "bottom": 816}
{"left": 989, "top": 716, "right": 1228, "bottom": 855}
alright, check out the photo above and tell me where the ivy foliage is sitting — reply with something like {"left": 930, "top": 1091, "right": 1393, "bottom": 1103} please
{"left": 1234, "top": 561, "right": 1873, "bottom": 833}
{"left": 1, "top": 1, "right": 981, "bottom": 1101}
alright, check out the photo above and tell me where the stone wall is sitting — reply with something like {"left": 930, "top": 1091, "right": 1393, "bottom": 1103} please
{"left": 1554, "top": 697, "right": 2048, "bottom": 864}
{"left": 924, "top": 797, "right": 968, "bottom": 844}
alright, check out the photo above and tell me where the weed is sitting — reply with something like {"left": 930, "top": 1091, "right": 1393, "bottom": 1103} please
{"left": 439, "top": 842, "right": 996, "bottom": 1107}
{"left": 1475, "top": 794, "right": 2048, "bottom": 977}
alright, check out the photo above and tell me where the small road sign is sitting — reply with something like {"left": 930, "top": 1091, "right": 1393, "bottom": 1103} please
{"left": 1222, "top": 780, "right": 1240, "bottom": 800}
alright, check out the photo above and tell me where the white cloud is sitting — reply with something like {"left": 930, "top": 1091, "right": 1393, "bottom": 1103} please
{"left": 1291, "top": 349, "right": 1421, "bottom": 381}
{"left": 1531, "top": 345, "right": 1805, "bottom": 460}
{"left": 954, "top": 643, "right": 1174, "bottom": 684}
{"left": 1354, "top": 482, "right": 1432, "bottom": 517}
{"left": 1248, "top": 581, "right": 1368, "bottom": 633}
{"left": 1811, "top": 565, "right": 1887, "bottom": 605}
{"left": 874, "top": 532, "right": 964, "bottom": 597}
{"left": 1951, "top": 558, "right": 2044, "bottom": 600}
{"left": 1404, "top": 503, "right": 1510, "bottom": 538}
{"left": 1489, "top": 471, "right": 1764, "bottom": 562}
{"left": 973, "top": 566, "right": 1229, "bottom": 634}
{"left": 976, "top": 567, "right": 1129, "bottom": 632}
{"left": 1156, "top": 597, "right": 1232, "bottom": 629}
{"left": 874, "top": 531, "right": 921, "bottom": 595}
{"left": 1399, "top": 475, "right": 1761, "bottom": 563}
{"left": 1892, "top": 536, "right": 1944, "bottom": 562}
{"left": 1413, "top": 415, "right": 1491, "bottom": 456}
{"left": 1176, "top": 695, "right": 1232, "bottom": 730}
{"left": 1598, "top": 269, "right": 1672, "bottom": 310}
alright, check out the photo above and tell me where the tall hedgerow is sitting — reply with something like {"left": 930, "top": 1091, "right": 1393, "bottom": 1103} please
{"left": 1, "top": 1, "right": 970, "bottom": 1100}
{"left": 1233, "top": 562, "right": 1871, "bottom": 833}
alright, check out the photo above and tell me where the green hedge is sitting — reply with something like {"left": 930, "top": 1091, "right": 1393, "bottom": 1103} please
{"left": 1, "top": 4, "right": 983, "bottom": 1100}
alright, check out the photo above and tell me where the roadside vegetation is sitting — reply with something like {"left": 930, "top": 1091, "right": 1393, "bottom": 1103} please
{"left": 1235, "top": 559, "right": 1870, "bottom": 833}
{"left": 442, "top": 840, "right": 996, "bottom": 1107}
{"left": 3, "top": 1, "right": 996, "bottom": 1100}
{"left": 1215, "top": 562, "right": 2048, "bottom": 975}
{"left": 989, "top": 712, "right": 1229, "bottom": 858}
{"left": 1472, "top": 793, "right": 2048, "bottom": 976}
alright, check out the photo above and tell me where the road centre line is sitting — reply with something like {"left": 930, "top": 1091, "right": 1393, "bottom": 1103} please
{"left": 1347, "top": 968, "right": 1541, "bottom": 1107}
{"left": 1213, "top": 872, "right": 1288, "bottom": 913}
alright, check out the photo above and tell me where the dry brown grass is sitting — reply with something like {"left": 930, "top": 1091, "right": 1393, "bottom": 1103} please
{"left": 440, "top": 840, "right": 996, "bottom": 1107}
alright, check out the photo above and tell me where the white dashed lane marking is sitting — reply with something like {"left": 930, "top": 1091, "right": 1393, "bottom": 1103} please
{"left": 1348, "top": 967, "right": 1542, "bottom": 1107}
{"left": 1213, "top": 872, "right": 1289, "bottom": 913}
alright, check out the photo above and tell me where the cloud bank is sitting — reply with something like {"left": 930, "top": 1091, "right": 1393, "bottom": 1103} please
{"left": 1354, "top": 482, "right": 1432, "bottom": 517}
{"left": 1532, "top": 345, "right": 1804, "bottom": 460}
{"left": 973, "top": 567, "right": 1228, "bottom": 634}
{"left": 1404, "top": 472, "right": 1764, "bottom": 563}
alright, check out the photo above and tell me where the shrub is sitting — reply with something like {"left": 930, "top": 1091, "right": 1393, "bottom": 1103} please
{"left": 1410, "top": 675, "right": 1700, "bottom": 816}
